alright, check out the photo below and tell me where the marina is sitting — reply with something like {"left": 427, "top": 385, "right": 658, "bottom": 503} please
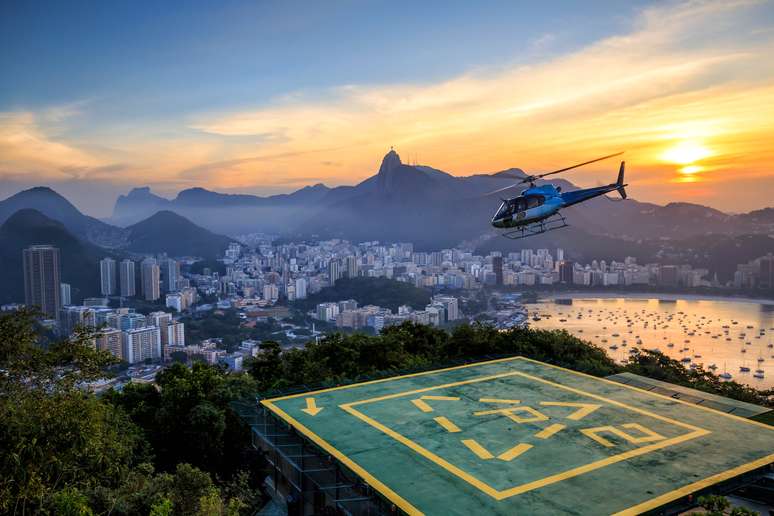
{"left": 528, "top": 295, "right": 774, "bottom": 389}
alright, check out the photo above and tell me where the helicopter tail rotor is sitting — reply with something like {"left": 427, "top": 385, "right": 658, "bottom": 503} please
{"left": 616, "top": 161, "right": 627, "bottom": 199}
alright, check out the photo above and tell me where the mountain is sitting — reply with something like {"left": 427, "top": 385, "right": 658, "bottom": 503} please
{"left": 0, "top": 209, "right": 114, "bottom": 304}
{"left": 125, "top": 210, "right": 234, "bottom": 258}
{"left": 292, "top": 150, "right": 769, "bottom": 248}
{"left": 109, "top": 150, "right": 772, "bottom": 251}
{"left": 112, "top": 187, "right": 172, "bottom": 225}
{"left": 0, "top": 187, "right": 127, "bottom": 248}
{"left": 111, "top": 183, "right": 333, "bottom": 231}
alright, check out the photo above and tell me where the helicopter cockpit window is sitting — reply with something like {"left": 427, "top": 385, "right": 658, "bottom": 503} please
{"left": 526, "top": 195, "right": 545, "bottom": 209}
{"left": 494, "top": 202, "right": 510, "bottom": 220}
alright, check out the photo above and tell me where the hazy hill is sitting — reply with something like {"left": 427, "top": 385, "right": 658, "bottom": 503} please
{"left": 283, "top": 151, "right": 762, "bottom": 249}
{"left": 125, "top": 210, "right": 234, "bottom": 259}
{"left": 0, "top": 209, "right": 113, "bottom": 304}
{"left": 111, "top": 183, "right": 332, "bottom": 229}
{"left": 0, "top": 187, "right": 127, "bottom": 247}
{"left": 107, "top": 149, "right": 773, "bottom": 249}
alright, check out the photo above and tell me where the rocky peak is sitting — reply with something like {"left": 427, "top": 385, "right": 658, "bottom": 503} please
{"left": 376, "top": 149, "right": 404, "bottom": 193}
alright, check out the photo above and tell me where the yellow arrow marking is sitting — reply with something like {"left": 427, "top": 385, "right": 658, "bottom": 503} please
{"left": 540, "top": 401, "right": 601, "bottom": 420}
{"left": 473, "top": 405, "right": 549, "bottom": 423}
{"left": 479, "top": 398, "right": 521, "bottom": 404}
{"left": 411, "top": 395, "right": 460, "bottom": 413}
{"left": 301, "top": 397, "right": 323, "bottom": 416}
{"left": 434, "top": 416, "right": 461, "bottom": 433}
{"left": 462, "top": 439, "right": 494, "bottom": 460}
{"left": 534, "top": 423, "right": 566, "bottom": 439}
{"left": 498, "top": 443, "right": 533, "bottom": 461}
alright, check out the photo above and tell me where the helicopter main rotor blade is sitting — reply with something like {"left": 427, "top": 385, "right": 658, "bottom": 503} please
{"left": 481, "top": 182, "right": 522, "bottom": 197}
{"left": 525, "top": 151, "right": 624, "bottom": 183}
{"left": 481, "top": 171, "right": 524, "bottom": 180}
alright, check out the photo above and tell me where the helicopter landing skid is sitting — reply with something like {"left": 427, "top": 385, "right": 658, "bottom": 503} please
{"left": 502, "top": 214, "right": 568, "bottom": 240}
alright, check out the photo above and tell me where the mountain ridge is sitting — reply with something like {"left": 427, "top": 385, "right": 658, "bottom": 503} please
{"left": 0, "top": 187, "right": 128, "bottom": 248}
{"left": 125, "top": 210, "right": 234, "bottom": 259}
{"left": 0, "top": 209, "right": 115, "bottom": 304}
{"left": 108, "top": 150, "right": 761, "bottom": 247}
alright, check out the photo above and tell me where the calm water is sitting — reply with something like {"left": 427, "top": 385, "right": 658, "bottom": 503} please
{"left": 529, "top": 295, "right": 774, "bottom": 389}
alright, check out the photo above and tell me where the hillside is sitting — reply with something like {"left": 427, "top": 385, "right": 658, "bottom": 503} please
{"left": 295, "top": 277, "right": 431, "bottom": 312}
{"left": 108, "top": 150, "right": 772, "bottom": 248}
{"left": 125, "top": 210, "right": 234, "bottom": 259}
{"left": 0, "top": 187, "right": 127, "bottom": 247}
{"left": 111, "top": 183, "right": 332, "bottom": 229}
{"left": 0, "top": 209, "right": 115, "bottom": 304}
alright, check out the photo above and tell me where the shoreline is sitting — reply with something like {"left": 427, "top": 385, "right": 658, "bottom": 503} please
{"left": 537, "top": 291, "right": 774, "bottom": 305}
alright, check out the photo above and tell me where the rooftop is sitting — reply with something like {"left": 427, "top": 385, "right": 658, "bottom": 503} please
{"left": 262, "top": 357, "right": 774, "bottom": 515}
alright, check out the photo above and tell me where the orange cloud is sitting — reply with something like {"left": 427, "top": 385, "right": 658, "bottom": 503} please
{"left": 2, "top": 0, "right": 774, "bottom": 211}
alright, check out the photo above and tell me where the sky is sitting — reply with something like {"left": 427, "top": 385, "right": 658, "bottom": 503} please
{"left": 1, "top": 0, "right": 774, "bottom": 217}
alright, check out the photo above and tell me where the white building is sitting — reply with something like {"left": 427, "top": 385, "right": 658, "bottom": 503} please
{"left": 316, "top": 302, "right": 339, "bottom": 322}
{"left": 100, "top": 258, "right": 117, "bottom": 296}
{"left": 60, "top": 283, "right": 71, "bottom": 306}
{"left": 148, "top": 311, "right": 173, "bottom": 353}
{"left": 96, "top": 328, "right": 123, "bottom": 360}
{"left": 167, "top": 321, "right": 185, "bottom": 348}
{"left": 120, "top": 259, "right": 136, "bottom": 297}
{"left": 122, "top": 326, "right": 161, "bottom": 364}
{"left": 166, "top": 293, "right": 183, "bottom": 312}
{"left": 263, "top": 284, "right": 279, "bottom": 303}
{"left": 141, "top": 258, "right": 160, "bottom": 301}
{"left": 294, "top": 278, "right": 308, "bottom": 299}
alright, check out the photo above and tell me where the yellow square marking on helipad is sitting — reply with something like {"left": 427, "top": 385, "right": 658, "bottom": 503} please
{"left": 260, "top": 356, "right": 774, "bottom": 516}
{"left": 339, "top": 368, "right": 710, "bottom": 500}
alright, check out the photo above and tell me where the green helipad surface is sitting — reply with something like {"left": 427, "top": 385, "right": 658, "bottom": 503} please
{"left": 261, "top": 357, "right": 774, "bottom": 515}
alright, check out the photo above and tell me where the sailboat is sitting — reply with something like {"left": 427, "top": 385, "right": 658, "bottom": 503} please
{"left": 719, "top": 362, "right": 732, "bottom": 380}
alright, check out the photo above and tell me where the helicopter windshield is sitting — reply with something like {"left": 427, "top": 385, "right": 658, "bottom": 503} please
{"left": 494, "top": 201, "right": 511, "bottom": 220}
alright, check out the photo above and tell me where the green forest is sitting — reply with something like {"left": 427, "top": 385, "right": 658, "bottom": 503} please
{"left": 1, "top": 308, "right": 771, "bottom": 515}
{"left": 293, "top": 277, "right": 431, "bottom": 312}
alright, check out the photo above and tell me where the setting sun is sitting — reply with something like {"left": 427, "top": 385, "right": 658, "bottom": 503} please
{"left": 660, "top": 141, "right": 713, "bottom": 165}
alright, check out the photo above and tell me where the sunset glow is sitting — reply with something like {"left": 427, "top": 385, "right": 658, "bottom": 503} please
{"left": 661, "top": 142, "right": 713, "bottom": 166}
{"left": 2, "top": 1, "right": 774, "bottom": 215}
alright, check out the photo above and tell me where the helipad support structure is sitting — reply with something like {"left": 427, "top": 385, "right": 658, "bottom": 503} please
{"left": 261, "top": 357, "right": 774, "bottom": 515}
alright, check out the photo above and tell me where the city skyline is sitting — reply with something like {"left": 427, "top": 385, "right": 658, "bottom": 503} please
{"left": 2, "top": 1, "right": 774, "bottom": 216}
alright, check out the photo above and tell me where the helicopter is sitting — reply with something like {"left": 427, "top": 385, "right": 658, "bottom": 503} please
{"left": 486, "top": 152, "right": 628, "bottom": 239}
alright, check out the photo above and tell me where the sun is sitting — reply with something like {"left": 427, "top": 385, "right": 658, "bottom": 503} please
{"left": 660, "top": 141, "right": 713, "bottom": 165}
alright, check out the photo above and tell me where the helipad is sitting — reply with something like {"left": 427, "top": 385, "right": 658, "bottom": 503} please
{"left": 261, "top": 357, "right": 774, "bottom": 515}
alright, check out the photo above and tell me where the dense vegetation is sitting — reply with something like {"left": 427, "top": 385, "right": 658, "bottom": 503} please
{"left": 1, "top": 309, "right": 771, "bottom": 515}
{"left": 187, "top": 259, "right": 227, "bottom": 276}
{"left": 294, "top": 277, "right": 431, "bottom": 312}
{"left": 181, "top": 309, "right": 290, "bottom": 350}
{"left": 247, "top": 322, "right": 773, "bottom": 407}
{"left": 0, "top": 309, "right": 263, "bottom": 515}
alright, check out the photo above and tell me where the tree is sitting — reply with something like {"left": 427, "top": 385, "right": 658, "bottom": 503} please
{"left": 50, "top": 487, "right": 94, "bottom": 516}
{"left": 697, "top": 494, "right": 731, "bottom": 516}
{"left": 0, "top": 309, "right": 141, "bottom": 514}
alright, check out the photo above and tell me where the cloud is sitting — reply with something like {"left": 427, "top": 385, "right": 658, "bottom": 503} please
{"left": 188, "top": 0, "right": 774, "bottom": 199}
{"left": 3, "top": 0, "right": 774, "bottom": 213}
{"left": 0, "top": 111, "right": 105, "bottom": 180}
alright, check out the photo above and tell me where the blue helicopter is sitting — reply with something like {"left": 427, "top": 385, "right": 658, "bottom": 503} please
{"left": 487, "top": 152, "right": 627, "bottom": 239}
